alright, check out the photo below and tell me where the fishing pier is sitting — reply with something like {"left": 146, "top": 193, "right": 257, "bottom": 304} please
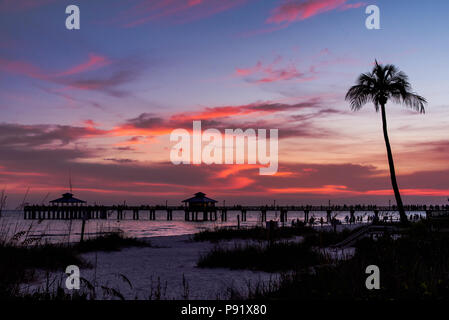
{"left": 22, "top": 192, "right": 442, "bottom": 222}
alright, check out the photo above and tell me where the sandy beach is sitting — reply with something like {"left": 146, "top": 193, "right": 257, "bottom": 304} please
{"left": 20, "top": 225, "right": 363, "bottom": 300}
{"left": 23, "top": 234, "right": 282, "bottom": 299}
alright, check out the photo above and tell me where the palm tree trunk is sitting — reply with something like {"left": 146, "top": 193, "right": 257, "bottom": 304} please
{"left": 380, "top": 103, "right": 407, "bottom": 224}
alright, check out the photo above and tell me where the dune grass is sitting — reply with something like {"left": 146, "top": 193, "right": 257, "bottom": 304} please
{"left": 301, "top": 227, "right": 364, "bottom": 247}
{"left": 193, "top": 224, "right": 315, "bottom": 242}
{"left": 195, "top": 226, "right": 366, "bottom": 273}
{"left": 197, "top": 241, "right": 324, "bottom": 272}
{"left": 75, "top": 232, "right": 150, "bottom": 252}
{"left": 232, "top": 222, "right": 449, "bottom": 299}
{"left": 0, "top": 231, "right": 151, "bottom": 298}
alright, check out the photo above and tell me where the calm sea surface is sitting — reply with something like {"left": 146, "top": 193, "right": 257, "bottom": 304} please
{"left": 0, "top": 209, "right": 425, "bottom": 243}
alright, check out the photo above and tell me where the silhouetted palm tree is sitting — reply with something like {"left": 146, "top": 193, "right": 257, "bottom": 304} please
{"left": 345, "top": 61, "right": 427, "bottom": 224}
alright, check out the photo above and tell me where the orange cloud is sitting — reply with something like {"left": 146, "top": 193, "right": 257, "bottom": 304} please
{"left": 112, "top": 126, "right": 174, "bottom": 137}
{"left": 0, "top": 170, "right": 47, "bottom": 177}
{"left": 365, "top": 189, "right": 449, "bottom": 197}
{"left": 112, "top": 99, "right": 322, "bottom": 139}
{"left": 216, "top": 164, "right": 260, "bottom": 178}
{"left": 171, "top": 106, "right": 256, "bottom": 122}
{"left": 269, "top": 186, "right": 449, "bottom": 197}
{"left": 269, "top": 185, "right": 351, "bottom": 195}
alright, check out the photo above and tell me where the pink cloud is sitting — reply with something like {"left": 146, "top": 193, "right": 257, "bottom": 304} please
{"left": 0, "top": 58, "right": 42, "bottom": 79}
{"left": 0, "top": 53, "right": 138, "bottom": 97}
{"left": 116, "top": 0, "right": 249, "bottom": 28}
{"left": 0, "top": 53, "right": 110, "bottom": 80}
{"left": 1, "top": 114, "right": 449, "bottom": 206}
{"left": 340, "top": 2, "right": 365, "bottom": 10}
{"left": 267, "top": 0, "right": 364, "bottom": 24}
{"left": 2, "top": 149, "right": 449, "bottom": 206}
{"left": 83, "top": 119, "right": 100, "bottom": 128}
{"left": 188, "top": 0, "right": 204, "bottom": 6}
{"left": 54, "top": 54, "right": 111, "bottom": 77}
{"left": 236, "top": 24, "right": 291, "bottom": 38}
{"left": 235, "top": 61, "right": 263, "bottom": 76}
{"left": 235, "top": 56, "right": 317, "bottom": 84}
{"left": 112, "top": 98, "right": 338, "bottom": 142}
{"left": 0, "top": 0, "right": 57, "bottom": 12}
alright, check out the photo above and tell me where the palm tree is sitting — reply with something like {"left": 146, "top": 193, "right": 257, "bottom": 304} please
{"left": 345, "top": 61, "right": 427, "bottom": 224}
{"left": 0, "top": 189, "right": 6, "bottom": 219}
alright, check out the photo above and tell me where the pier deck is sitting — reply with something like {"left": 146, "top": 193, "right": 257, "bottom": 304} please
{"left": 22, "top": 204, "right": 446, "bottom": 222}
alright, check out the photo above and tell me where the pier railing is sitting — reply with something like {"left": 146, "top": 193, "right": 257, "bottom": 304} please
{"left": 22, "top": 204, "right": 447, "bottom": 222}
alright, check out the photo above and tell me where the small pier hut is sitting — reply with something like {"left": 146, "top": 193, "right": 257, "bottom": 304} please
{"left": 23, "top": 193, "right": 87, "bottom": 220}
{"left": 182, "top": 192, "right": 217, "bottom": 209}
{"left": 182, "top": 192, "right": 218, "bottom": 221}
{"left": 49, "top": 193, "right": 86, "bottom": 206}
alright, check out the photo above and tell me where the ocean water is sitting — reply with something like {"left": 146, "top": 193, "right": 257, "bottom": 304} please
{"left": 0, "top": 209, "right": 425, "bottom": 243}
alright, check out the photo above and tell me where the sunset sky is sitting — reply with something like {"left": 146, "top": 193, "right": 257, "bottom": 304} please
{"left": 1, "top": 0, "right": 449, "bottom": 207}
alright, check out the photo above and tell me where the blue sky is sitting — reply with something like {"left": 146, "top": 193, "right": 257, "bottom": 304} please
{"left": 1, "top": 0, "right": 449, "bottom": 206}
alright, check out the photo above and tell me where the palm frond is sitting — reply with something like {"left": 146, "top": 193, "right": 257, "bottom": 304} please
{"left": 402, "top": 93, "right": 427, "bottom": 113}
{"left": 345, "top": 60, "right": 427, "bottom": 113}
{"left": 345, "top": 85, "right": 372, "bottom": 111}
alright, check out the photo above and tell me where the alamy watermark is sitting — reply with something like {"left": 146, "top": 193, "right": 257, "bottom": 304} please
{"left": 365, "top": 265, "right": 380, "bottom": 290}
{"left": 65, "top": 265, "right": 80, "bottom": 290}
{"left": 170, "top": 121, "right": 278, "bottom": 175}
{"left": 366, "top": 5, "right": 380, "bottom": 30}
{"left": 64, "top": 4, "right": 378, "bottom": 31}
{"left": 65, "top": 5, "right": 80, "bottom": 30}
